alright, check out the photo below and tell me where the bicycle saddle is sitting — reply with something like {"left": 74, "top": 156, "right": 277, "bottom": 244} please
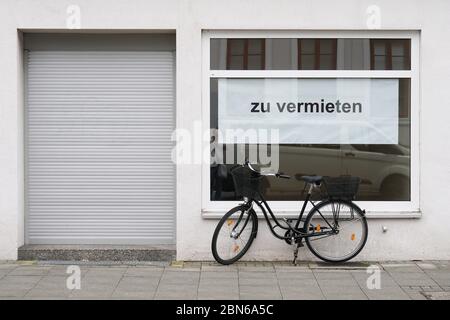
{"left": 295, "top": 174, "right": 323, "bottom": 184}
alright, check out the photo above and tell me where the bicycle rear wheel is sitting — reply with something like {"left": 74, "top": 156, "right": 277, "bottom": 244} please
{"left": 211, "top": 205, "right": 258, "bottom": 265}
{"left": 304, "top": 200, "right": 368, "bottom": 263}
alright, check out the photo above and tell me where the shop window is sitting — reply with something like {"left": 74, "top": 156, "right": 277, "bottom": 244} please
{"left": 206, "top": 33, "right": 417, "bottom": 210}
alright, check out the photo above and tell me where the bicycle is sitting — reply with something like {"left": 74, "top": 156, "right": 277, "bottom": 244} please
{"left": 211, "top": 161, "right": 368, "bottom": 264}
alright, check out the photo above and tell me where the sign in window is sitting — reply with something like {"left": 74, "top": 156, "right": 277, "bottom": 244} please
{"left": 218, "top": 78, "right": 399, "bottom": 144}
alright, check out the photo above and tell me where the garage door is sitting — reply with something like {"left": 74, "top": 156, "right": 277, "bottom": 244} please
{"left": 25, "top": 36, "right": 175, "bottom": 244}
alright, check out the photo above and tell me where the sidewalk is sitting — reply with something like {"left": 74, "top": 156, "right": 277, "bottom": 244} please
{"left": 1, "top": 260, "right": 450, "bottom": 300}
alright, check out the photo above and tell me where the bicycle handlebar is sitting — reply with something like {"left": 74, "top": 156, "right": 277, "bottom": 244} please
{"left": 244, "top": 160, "right": 291, "bottom": 179}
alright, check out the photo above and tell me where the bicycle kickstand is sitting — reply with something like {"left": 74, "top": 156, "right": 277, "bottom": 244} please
{"left": 291, "top": 238, "right": 299, "bottom": 265}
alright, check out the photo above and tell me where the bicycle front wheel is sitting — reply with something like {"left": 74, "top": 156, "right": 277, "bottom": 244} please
{"left": 211, "top": 205, "right": 258, "bottom": 265}
{"left": 305, "top": 200, "right": 368, "bottom": 263}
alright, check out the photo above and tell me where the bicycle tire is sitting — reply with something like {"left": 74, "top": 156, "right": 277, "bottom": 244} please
{"left": 304, "top": 199, "right": 368, "bottom": 263}
{"left": 211, "top": 205, "right": 258, "bottom": 265}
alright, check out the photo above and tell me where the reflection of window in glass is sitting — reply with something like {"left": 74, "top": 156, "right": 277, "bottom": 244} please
{"left": 226, "top": 39, "right": 265, "bottom": 70}
{"left": 370, "top": 39, "right": 411, "bottom": 70}
{"left": 298, "top": 39, "right": 337, "bottom": 70}
{"left": 211, "top": 38, "right": 411, "bottom": 70}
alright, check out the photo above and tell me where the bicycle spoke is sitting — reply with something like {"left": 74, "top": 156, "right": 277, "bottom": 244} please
{"left": 213, "top": 208, "right": 256, "bottom": 264}
{"left": 306, "top": 201, "right": 367, "bottom": 262}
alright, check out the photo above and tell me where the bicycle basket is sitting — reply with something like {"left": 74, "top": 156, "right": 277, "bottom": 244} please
{"left": 230, "top": 166, "right": 264, "bottom": 200}
{"left": 323, "top": 176, "right": 361, "bottom": 200}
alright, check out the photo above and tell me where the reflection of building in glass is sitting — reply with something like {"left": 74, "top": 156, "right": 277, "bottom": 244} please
{"left": 211, "top": 38, "right": 411, "bottom": 71}
{"left": 226, "top": 39, "right": 265, "bottom": 70}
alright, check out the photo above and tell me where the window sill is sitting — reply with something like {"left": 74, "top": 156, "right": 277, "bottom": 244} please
{"left": 201, "top": 209, "right": 422, "bottom": 219}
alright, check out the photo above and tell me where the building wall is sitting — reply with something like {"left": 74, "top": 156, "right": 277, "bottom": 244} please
{"left": 1, "top": 0, "right": 450, "bottom": 260}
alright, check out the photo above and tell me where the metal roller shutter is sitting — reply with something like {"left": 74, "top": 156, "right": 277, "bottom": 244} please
{"left": 26, "top": 50, "right": 175, "bottom": 244}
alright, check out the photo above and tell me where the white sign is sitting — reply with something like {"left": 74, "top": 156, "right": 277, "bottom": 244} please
{"left": 218, "top": 78, "right": 399, "bottom": 144}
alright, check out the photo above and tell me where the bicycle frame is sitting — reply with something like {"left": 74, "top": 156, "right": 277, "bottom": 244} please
{"left": 236, "top": 182, "right": 336, "bottom": 241}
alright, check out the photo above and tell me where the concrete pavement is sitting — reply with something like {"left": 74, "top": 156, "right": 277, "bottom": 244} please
{"left": 1, "top": 260, "right": 450, "bottom": 300}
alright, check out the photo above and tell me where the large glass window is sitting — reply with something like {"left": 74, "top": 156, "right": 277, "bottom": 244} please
{"left": 207, "top": 35, "right": 416, "bottom": 207}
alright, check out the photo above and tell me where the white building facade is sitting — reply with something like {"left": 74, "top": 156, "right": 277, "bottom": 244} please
{"left": 0, "top": 0, "right": 449, "bottom": 261}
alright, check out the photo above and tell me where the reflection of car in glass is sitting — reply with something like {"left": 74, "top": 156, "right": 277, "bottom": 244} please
{"left": 211, "top": 143, "right": 410, "bottom": 201}
{"left": 342, "top": 144, "right": 410, "bottom": 200}
{"left": 268, "top": 144, "right": 410, "bottom": 201}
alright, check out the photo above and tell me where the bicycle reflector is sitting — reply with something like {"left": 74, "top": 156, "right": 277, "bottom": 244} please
{"left": 351, "top": 233, "right": 356, "bottom": 241}
{"left": 315, "top": 224, "right": 321, "bottom": 232}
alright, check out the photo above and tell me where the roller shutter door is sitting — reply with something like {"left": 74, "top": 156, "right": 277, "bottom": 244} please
{"left": 26, "top": 50, "right": 175, "bottom": 244}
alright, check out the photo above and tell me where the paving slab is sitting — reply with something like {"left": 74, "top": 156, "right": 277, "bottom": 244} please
{"left": 387, "top": 272, "right": 439, "bottom": 287}
{"left": 362, "top": 286, "right": 410, "bottom": 300}
{"left": 317, "top": 279, "right": 360, "bottom": 288}
{"left": 47, "top": 265, "right": 90, "bottom": 277}
{"left": 8, "top": 266, "right": 52, "bottom": 276}
{"left": 239, "top": 277, "right": 279, "bottom": 287}
{"left": 274, "top": 266, "right": 312, "bottom": 273}
{"left": 0, "top": 270, "right": 13, "bottom": 279}
{"left": 239, "top": 285, "right": 282, "bottom": 300}
{"left": 25, "top": 288, "right": 72, "bottom": 298}
{"left": 198, "top": 284, "right": 239, "bottom": 300}
{"left": 416, "top": 262, "right": 439, "bottom": 270}
{"left": 278, "top": 278, "right": 318, "bottom": 287}
{"left": 33, "top": 276, "right": 72, "bottom": 290}
{"left": 381, "top": 263, "right": 423, "bottom": 273}
{"left": 124, "top": 267, "right": 164, "bottom": 277}
{"left": 280, "top": 285, "right": 324, "bottom": 300}
{"left": 239, "top": 271, "right": 278, "bottom": 279}
{"left": 422, "top": 291, "right": 450, "bottom": 300}
{"left": 351, "top": 271, "right": 400, "bottom": 288}
{"left": 0, "top": 260, "right": 447, "bottom": 300}
{"left": 112, "top": 277, "right": 158, "bottom": 299}
{"left": 0, "top": 289, "right": 30, "bottom": 298}
{"left": 155, "top": 284, "right": 198, "bottom": 300}
{"left": 111, "top": 290, "right": 155, "bottom": 300}
{"left": 276, "top": 271, "right": 316, "bottom": 280}
{"left": 200, "top": 271, "right": 238, "bottom": 279}
{"left": 200, "top": 278, "right": 239, "bottom": 288}
{"left": 0, "top": 275, "right": 42, "bottom": 298}
{"left": 118, "top": 276, "right": 160, "bottom": 289}
{"left": 323, "top": 292, "right": 368, "bottom": 300}
{"left": 237, "top": 265, "right": 275, "bottom": 272}
{"left": 69, "top": 282, "right": 117, "bottom": 299}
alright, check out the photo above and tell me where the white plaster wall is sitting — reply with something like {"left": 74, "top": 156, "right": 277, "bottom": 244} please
{"left": 1, "top": 0, "right": 450, "bottom": 261}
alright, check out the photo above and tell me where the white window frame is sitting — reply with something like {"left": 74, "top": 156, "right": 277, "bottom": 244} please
{"left": 201, "top": 30, "right": 420, "bottom": 219}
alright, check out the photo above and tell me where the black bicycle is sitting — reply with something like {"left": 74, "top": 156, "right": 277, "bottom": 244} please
{"left": 211, "top": 161, "right": 368, "bottom": 264}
